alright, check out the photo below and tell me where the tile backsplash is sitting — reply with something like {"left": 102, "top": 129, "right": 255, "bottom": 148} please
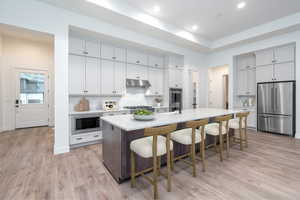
{"left": 69, "top": 88, "right": 164, "bottom": 111}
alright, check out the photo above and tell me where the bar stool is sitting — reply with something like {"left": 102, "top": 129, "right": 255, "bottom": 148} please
{"left": 205, "top": 115, "right": 232, "bottom": 161}
{"left": 170, "top": 119, "right": 209, "bottom": 177}
{"left": 229, "top": 112, "right": 250, "bottom": 150}
{"left": 130, "top": 124, "right": 177, "bottom": 199}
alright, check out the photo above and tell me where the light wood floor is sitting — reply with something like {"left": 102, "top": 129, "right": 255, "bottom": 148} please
{"left": 1, "top": 127, "right": 300, "bottom": 200}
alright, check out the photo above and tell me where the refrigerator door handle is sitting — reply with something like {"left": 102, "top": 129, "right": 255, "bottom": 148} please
{"left": 275, "top": 87, "right": 278, "bottom": 111}
{"left": 271, "top": 87, "right": 274, "bottom": 112}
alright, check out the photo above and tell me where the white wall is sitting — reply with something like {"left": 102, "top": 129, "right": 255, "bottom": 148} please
{"left": 0, "top": 0, "right": 206, "bottom": 154}
{"left": 206, "top": 30, "right": 300, "bottom": 138}
{"left": 0, "top": 35, "right": 54, "bottom": 131}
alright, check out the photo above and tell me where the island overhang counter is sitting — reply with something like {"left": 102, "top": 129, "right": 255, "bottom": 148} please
{"left": 101, "top": 108, "right": 243, "bottom": 183}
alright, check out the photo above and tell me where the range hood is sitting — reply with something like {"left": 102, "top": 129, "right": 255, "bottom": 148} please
{"left": 126, "top": 79, "right": 151, "bottom": 88}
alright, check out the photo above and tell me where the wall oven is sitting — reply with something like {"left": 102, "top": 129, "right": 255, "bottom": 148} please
{"left": 71, "top": 114, "right": 101, "bottom": 135}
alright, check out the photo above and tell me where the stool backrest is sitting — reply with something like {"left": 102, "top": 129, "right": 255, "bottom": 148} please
{"left": 215, "top": 115, "right": 233, "bottom": 132}
{"left": 186, "top": 119, "right": 209, "bottom": 144}
{"left": 236, "top": 112, "right": 250, "bottom": 128}
{"left": 144, "top": 124, "right": 177, "bottom": 158}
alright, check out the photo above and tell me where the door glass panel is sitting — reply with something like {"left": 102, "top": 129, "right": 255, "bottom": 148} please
{"left": 20, "top": 73, "right": 45, "bottom": 104}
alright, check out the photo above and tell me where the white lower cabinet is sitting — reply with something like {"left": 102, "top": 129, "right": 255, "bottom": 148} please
{"left": 148, "top": 68, "right": 164, "bottom": 95}
{"left": 247, "top": 111, "right": 257, "bottom": 128}
{"left": 70, "top": 131, "right": 102, "bottom": 145}
{"left": 127, "top": 64, "right": 148, "bottom": 80}
{"left": 169, "top": 68, "right": 183, "bottom": 88}
{"left": 101, "top": 60, "right": 126, "bottom": 95}
{"left": 69, "top": 55, "right": 100, "bottom": 95}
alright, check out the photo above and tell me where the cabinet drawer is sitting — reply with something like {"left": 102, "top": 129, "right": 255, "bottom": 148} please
{"left": 70, "top": 132, "right": 102, "bottom": 145}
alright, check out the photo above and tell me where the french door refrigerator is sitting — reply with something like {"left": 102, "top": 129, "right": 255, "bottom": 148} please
{"left": 257, "top": 81, "right": 295, "bottom": 136}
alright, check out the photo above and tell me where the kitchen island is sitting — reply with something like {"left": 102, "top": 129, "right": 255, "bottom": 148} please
{"left": 101, "top": 108, "right": 243, "bottom": 183}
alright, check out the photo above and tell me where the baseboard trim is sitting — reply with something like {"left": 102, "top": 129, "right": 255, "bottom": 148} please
{"left": 54, "top": 145, "right": 70, "bottom": 155}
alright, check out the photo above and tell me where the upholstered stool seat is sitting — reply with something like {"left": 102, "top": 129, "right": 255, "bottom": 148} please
{"left": 171, "top": 128, "right": 205, "bottom": 145}
{"left": 229, "top": 118, "right": 246, "bottom": 129}
{"left": 205, "top": 123, "right": 227, "bottom": 136}
{"left": 130, "top": 136, "right": 174, "bottom": 158}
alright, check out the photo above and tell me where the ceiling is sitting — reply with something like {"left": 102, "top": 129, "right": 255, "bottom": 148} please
{"left": 123, "top": 0, "right": 300, "bottom": 40}
{"left": 37, "top": 0, "right": 300, "bottom": 50}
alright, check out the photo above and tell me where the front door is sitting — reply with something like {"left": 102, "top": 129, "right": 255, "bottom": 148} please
{"left": 15, "top": 69, "right": 49, "bottom": 129}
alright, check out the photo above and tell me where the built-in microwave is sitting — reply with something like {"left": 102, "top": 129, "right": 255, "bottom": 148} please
{"left": 71, "top": 114, "right": 101, "bottom": 135}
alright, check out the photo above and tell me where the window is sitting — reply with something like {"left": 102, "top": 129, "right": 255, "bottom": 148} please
{"left": 19, "top": 73, "right": 45, "bottom": 104}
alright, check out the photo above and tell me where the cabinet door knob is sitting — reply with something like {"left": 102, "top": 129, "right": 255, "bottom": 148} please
{"left": 136, "top": 61, "right": 140, "bottom": 64}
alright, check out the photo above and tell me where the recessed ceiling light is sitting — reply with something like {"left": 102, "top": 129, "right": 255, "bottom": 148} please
{"left": 192, "top": 25, "right": 198, "bottom": 31}
{"left": 237, "top": 2, "right": 246, "bottom": 9}
{"left": 153, "top": 5, "right": 160, "bottom": 13}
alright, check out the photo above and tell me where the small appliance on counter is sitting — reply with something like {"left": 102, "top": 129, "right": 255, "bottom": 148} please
{"left": 74, "top": 97, "right": 90, "bottom": 112}
{"left": 103, "top": 100, "right": 118, "bottom": 111}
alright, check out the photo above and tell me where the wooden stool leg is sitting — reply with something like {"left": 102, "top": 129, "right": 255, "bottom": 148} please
{"left": 245, "top": 128, "right": 248, "bottom": 148}
{"left": 130, "top": 151, "right": 136, "bottom": 188}
{"left": 167, "top": 148, "right": 171, "bottom": 192}
{"left": 219, "top": 133, "right": 223, "bottom": 162}
{"left": 239, "top": 126, "right": 243, "bottom": 151}
{"left": 201, "top": 138, "right": 206, "bottom": 172}
{"left": 191, "top": 144, "right": 196, "bottom": 177}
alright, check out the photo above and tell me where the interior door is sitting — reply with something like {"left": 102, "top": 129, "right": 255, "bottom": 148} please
{"left": 15, "top": 69, "right": 49, "bottom": 128}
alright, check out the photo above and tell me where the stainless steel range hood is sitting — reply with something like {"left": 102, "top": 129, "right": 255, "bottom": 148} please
{"left": 126, "top": 79, "right": 151, "bottom": 88}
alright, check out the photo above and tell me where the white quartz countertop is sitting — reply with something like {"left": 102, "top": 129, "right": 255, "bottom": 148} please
{"left": 69, "top": 109, "right": 130, "bottom": 115}
{"left": 101, "top": 108, "right": 244, "bottom": 131}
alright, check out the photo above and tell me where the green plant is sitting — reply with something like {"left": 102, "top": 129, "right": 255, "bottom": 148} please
{"left": 134, "top": 109, "right": 153, "bottom": 116}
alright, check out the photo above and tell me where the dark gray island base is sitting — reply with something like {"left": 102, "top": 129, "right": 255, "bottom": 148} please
{"left": 102, "top": 119, "right": 233, "bottom": 183}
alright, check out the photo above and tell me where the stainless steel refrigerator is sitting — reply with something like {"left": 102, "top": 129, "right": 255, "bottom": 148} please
{"left": 257, "top": 81, "right": 295, "bottom": 136}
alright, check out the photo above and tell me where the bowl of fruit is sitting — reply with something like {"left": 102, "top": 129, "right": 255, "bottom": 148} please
{"left": 133, "top": 109, "right": 155, "bottom": 121}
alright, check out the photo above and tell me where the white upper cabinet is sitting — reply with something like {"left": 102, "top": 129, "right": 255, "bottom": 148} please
{"left": 69, "top": 55, "right": 100, "bottom": 95}
{"left": 69, "top": 37, "right": 85, "bottom": 56}
{"left": 127, "top": 50, "right": 148, "bottom": 65}
{"left": 148, "top": 68, "right": 164, "bottom": 95}
{"left": 168, "top": 55, "right": 184, "bottom": 69}
{"left": 85, "top": 57, "right": 100, "bottom": 95}
{"left": 85, "top": 40, "right": 100, "bottom": 58}
{"left": 247, "top": 68, "right": 256, "bottom": 95}
{"left": 101, "top": 44, "right": 114, "bottom": 60}
{"left": 101, "top": 60, "right": 115, "bottom": 95}
{"left": 149, "top": 55, "right": 164, "bottom": 68}
{"left": 101, "top": 44, "right": 126, "bottom": 62}
{"left": 69, "top": 37, "right": 100, "bottom": 58}
{"left": 274, "top": 45, "right": 295, "bottom": 63}
{"left": 256, "top": 65, "right": 274, "bottom": 83}
{"left": 127, "top": 64, "right": 148, "bottom": 80}
{"left": 255, "top": 49, "right": 274, "bottom": 66}
{"left": 114, "top": 47, "right": 126, "bottom": 62}
{"left": 114, "top": 62, "right": 126, "bottom": 94}
{"left": 237, "top": 54, "right": 255, "bottom": 70}
{"left": 274, "top": 62, "right": 295, "bottom": 82}
{"left": 169, "top": 68, "right": 183, "bottom": 88}
{"left": 69, "top": 55, "right": 85, "bottom": 94}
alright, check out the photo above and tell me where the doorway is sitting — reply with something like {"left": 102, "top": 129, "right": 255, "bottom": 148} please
{"left": 15, "top": 69, "right": 49, "bottom": 129}
{"left": 208, "top": 65, "right": 229, "bottom": 109}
